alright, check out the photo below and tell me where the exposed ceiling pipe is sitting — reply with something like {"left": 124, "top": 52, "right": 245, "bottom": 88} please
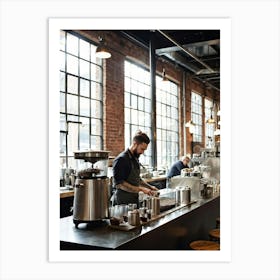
{"left": 157, "top": 30, "right": 216, "bottom": 74}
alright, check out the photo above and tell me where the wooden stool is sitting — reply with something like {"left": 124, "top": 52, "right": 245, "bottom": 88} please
{"left": 209, "top": 228, "right": 220, "bottom": 242}
{"left": 189, "top": 240, "right": 220, "bottom": 250}
{"left": 216, "top": 217, "right": 220, "bottom": 228}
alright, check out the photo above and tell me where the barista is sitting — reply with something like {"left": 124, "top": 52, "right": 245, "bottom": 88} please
{"left": 112, "top": 130, "right": 158, "bottom": 206}
{"left": 167, "top": 155, "right": 192, "bottom": 178}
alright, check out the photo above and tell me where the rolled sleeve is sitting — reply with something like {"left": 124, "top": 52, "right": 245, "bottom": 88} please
{"left": 113, "top": 156, "right": 130, "bottom": 185}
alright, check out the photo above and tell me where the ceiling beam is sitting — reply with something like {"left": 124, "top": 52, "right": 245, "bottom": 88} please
{"left": 156, "top": 39, "right": 220, "bottom": 55}
{"left": 157, "top": 30, "right": 216, "bottom": 74}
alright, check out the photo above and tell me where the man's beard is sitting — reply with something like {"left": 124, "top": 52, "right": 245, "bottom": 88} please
{"left": 133, "top": 151, "right": 140, "bottom": 158}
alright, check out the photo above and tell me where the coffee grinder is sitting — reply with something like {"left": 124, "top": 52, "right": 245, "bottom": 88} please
{"left": 72, "top": 150, "right": 110, "bottom": 228}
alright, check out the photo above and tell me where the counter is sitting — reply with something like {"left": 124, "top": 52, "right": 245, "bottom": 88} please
{"left": 60, "top": 194, "right": 220, "bottom": 250}
{"left": 60, "top": 189, "right": 74, "bottom": 198}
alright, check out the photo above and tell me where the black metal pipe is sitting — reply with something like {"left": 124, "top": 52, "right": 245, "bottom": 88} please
{"left": 149, "top": 31, "right": 157, "bottom": 169}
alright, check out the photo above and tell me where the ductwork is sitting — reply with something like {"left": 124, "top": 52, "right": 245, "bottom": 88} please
{"left": 157, "top": 30, "right": 216, "bottom": 74}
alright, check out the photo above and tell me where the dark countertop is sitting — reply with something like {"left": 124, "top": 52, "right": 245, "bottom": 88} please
{"left": 60, "top": 194, "right": 220, "bottom": 250}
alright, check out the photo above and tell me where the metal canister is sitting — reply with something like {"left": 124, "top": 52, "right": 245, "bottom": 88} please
{"left": 186, "top": 187, "right": 191, "bottom": 204}
{"left": 180, "top": 187, "right": 191, "bottom": 205}
{"left": 128, "top": 210, "right": 141, "bottom": 226}
{"left": 151, "top": 197, "right": 160, "bottom": 216}
{"left": 175, "top": 186, "right": 182, "bottom": 206}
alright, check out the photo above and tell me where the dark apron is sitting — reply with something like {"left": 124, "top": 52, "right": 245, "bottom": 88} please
{"left": 114, "top": 153, "right": 140, "bottom": 207}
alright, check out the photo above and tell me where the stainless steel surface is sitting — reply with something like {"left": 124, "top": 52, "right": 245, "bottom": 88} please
{"left": 75, "top": 150, "right": 110, "bottom": 178}
{"left": 73, "top": 177, "right": 110, "bottom": 222}
{"left": 180, "top": 187, "right": 191, "bottom": 205}
{"left": 170, "top": 176, "right": 200, "bottom": 199}
{"left": 128, "top": 210, "right": 141, "bottom": 226}
{"left": 201, "top": 185, "right": 214, "bottom": 199}
{"left": 151, "top": 197, "right": 160, "bottom": 216}
{"left": 202, "top": 157, "right": 220, "bottom": 181}
{"left": 175, "top": 187, "right": 181, "bottom": 206}
{"left": 74, "top": 150, "right": 110, "bottom": 163}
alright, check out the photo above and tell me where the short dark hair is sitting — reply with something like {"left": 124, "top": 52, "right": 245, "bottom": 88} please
{"left": 133, "top": 130, "right": 150, "bottom": 144}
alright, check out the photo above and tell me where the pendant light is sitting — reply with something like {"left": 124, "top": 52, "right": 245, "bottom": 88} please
{"left": 185, "top": 120, "right": 195, "bottom": 134}
{"left": 95, "top": 36, "right": 111, "bottom": 59}
{"left": 206, "top": 107, "right": 215, "bottom": 124}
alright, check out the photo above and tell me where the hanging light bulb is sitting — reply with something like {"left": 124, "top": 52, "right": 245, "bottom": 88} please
{"left": 185, "top": 120, "right": 195, "bottom": 134}
{"left": 95, "top": 36, "right": 111, "bottom": 59}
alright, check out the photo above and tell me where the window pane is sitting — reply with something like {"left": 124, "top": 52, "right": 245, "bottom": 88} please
{"left": 60, "top": 92, "right": 65, "bottom": 113}
{"left": 91, "top": 64, "right": 102, "bottom": 82}
{"left": 131, "top": 109, "right": 138, "bottom": 124}
{"left": 67, "top": 94, "right": 78, "bottom": 115}
{"left": 125, "top": 92, "right": 130, "bottom": 107}
{"left": 80, "top": 97, "right": 90, "bottom": 116}
{"left": 125, "top": 77, "right": 131, "bottom": 92}
{"left": 80, "top": 117, "right": 90, "bottom": 150}
{"left": 91, "top": 135, "right": 101, "bottom": 150}
{"left": 138, "top": 96, "right": 144, "bottom": 111}
{"left": 67, "top": 122, "right": 79, "bottom": 157}
{"left": 66, "top": 54, "right": 78, "bottom": 76}
{"left": 67, "top": 75, "right": 78, "bottom": 94}
{"left": 91, "top": 100, "right": 101, "bottom": 118}
{"left": 145, "top": 99, "right": 151, "bottom": 113}
{"left": 80, "top": 59, "right": 90, "bottom": 79}
{"left": 66, "top": 33, "right": 78, "bottom": 55}
{"left": 79, "top": 39, "right": 90, "bottom": 60}
{"left": 60, "top": 114, "right": 66, "bottom": 131}
{"left": 131, "top": 94, "right": 137, "bottom": 109}
{"left": 145, "top": 112, "right": 150, "bottom": 126}
{"left": 60, "top": 72, "right": 65, "bottom": 92}
{"left": 125, "top": 108, "right": 130, "bottom": 123}
{"left": 60, "top": 51, "right": 65, "bottom": 71}
{"left": 60, "top": 132, "right": 66, "bottom": 155}
{"left": 125, "top": 123, "right": 130, "bottom": 148}
{"left": 60, "top": 30, "right": 66, "bottom": 51}
{"left": 80, "top": 78, "right": 89, "bottom": 97}
{"left": 138, "top": 111, "right": 144, "bottom": 126}
{"left": 91, "top": 82, "right": 102, "bottom": 100}
{"left": 91, "top": 118, "right": 102, "bottom": 136}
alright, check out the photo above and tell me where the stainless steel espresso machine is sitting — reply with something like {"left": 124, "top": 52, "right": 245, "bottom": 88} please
{"left": 73, "top": 150, "right": 110, "bottom": 228}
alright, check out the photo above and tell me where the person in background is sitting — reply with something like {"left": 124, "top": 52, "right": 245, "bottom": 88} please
{"left": 167, "top": 155, "right": 192, "bottom": 178}
{"left": 112, "top": 130, "right": 158, "bottom": 206}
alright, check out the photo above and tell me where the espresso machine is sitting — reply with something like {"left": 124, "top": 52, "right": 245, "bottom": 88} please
{"left": 72, "top": 150, "right": 110, "bottom": 228}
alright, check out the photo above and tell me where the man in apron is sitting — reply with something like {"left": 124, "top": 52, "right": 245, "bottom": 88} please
{"left": 112, "top": 130, "right": 158, "bottom": 207}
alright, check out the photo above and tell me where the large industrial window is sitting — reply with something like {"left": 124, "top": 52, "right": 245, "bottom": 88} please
{"left": 124, "top": 60, "right": 152, "bottom": 167}
{"left": 124, "top": 60, "right": 179, "bottom": 169}
{"left": 156, "top": 76, "right": 179, "bottom": 169}
{"left": 204, "top": 98, "right": 215, "bottom": 147}
{"left": 60, "top": 31, "right": 103, "bottom": 169}
{"left": 191, "top": 91, "right": 203, "bottom": 142}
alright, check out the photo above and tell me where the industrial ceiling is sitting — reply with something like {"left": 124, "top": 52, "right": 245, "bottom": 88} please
{"left": 120, "top": 30, "right": 220, "bottom": 91}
